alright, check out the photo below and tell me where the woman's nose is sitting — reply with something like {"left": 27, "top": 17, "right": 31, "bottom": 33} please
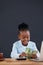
{"left": 25, "top": 38, "right": 27, "bottom": 41}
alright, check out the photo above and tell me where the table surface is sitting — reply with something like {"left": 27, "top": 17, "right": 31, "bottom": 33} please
{"left": 0, "top": 58, "right": 43, "bottom": 65}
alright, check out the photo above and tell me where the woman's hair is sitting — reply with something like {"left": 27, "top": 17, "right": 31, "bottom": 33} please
{"left": 18, "top": 23, "right": 29, "bottom": 31}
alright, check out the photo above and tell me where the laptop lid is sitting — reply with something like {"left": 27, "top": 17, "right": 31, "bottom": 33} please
{"left": 39, "top": 41, "right": 43, "bottom": 60}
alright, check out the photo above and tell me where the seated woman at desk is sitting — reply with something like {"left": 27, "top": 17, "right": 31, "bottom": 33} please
{"left": 10, "top": 23, "right": 40, "bottom": 59}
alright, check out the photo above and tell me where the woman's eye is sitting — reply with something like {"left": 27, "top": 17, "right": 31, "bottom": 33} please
{"left": 22, "top": 37, "right": 26, "bottom": 39}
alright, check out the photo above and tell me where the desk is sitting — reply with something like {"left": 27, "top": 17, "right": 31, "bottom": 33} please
{"left": 0, "top": 58, "right": 43, "bottom": 65}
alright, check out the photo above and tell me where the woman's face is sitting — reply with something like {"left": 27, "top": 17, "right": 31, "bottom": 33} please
{"left": 18, "top": 30, "right": 30, "bottom": 46}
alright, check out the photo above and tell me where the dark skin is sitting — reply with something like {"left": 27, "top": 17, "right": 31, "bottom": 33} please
{"left": 18, "top": 30, "right": 37, "bottom": 59}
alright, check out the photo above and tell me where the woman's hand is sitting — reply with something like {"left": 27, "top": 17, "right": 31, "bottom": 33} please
{"left": 19, "top": 52, "right": 26, "bottom": 57}
{"left": 31, "top": 54, "right": 37, "bottom": 59}
{"left": 19, "top": 52, "right": 37, "bottom": 59}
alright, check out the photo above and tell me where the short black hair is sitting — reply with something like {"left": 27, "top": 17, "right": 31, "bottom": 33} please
{"left": 18, "top": 23, "right": 29, "bottom": 31}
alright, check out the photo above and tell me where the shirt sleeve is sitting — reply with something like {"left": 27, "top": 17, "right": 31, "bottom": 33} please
{"left": 33, "top": 42, "right": 40, "bottom": 58}
{"left": 10, "top": 43, "right": 20, "bottom": 59}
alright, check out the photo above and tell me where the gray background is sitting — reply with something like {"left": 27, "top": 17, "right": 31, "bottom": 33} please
{"left": 0, "top": 0, "right": 43, "bottom": 57}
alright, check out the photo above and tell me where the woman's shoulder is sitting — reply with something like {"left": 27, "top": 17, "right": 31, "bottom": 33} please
{"left": 29, "top": 41, "right": 36, "bottom": 45}
{"left": 13, "top": 40, "right": 21, "bottom": 45}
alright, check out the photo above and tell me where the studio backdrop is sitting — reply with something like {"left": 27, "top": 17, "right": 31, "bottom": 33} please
{"left": 0, "top": 0, "right": 43, "bottom": 57}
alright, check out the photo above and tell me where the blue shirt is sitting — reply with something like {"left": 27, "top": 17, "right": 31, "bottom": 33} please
{"left": 10, "top": 40, "right": 40, "bottom": 58}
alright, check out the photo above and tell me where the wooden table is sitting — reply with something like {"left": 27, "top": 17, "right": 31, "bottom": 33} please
{"left": 0, "top": 58, "right": 43, "bottom": 65}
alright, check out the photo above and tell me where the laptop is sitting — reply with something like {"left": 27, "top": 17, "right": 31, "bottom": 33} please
{"left": 30, "top": 41, "right": 43, "bottom": 62}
